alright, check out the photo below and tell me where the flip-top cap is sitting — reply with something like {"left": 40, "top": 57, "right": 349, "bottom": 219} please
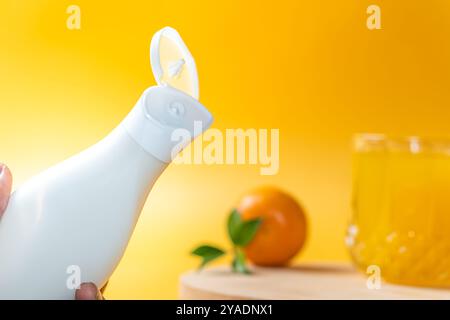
{"left": 123, "top": 27, "right": 212, "bottom": 163}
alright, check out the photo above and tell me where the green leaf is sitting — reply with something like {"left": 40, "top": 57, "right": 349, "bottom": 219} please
{"left": 232, "top": 248, "right": 250, "bottom": 274}
{"left": 227, "top": 209, "right": 243, "bottom": 245}
{"left": 191, "top": 245, "right": 226, "bottom": 269}
{"left": 235, "top": 218, "right": 263, "bottom": 247}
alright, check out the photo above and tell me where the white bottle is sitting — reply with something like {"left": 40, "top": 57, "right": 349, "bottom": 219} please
{"left": 0, "top": 27, "right": 212, "bottom": 299}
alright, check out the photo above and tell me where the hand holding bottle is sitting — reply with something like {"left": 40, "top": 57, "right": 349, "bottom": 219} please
{"left": 0, "top": 164, "right": 103, "bottom": 300}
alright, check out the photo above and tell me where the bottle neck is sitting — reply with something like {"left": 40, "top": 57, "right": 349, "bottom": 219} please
{"left": 94, "top": 125, "right": 168, "bottom": 194}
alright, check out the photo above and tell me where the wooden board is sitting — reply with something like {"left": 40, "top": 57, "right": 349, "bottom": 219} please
{"left": 179, "top": 262, "right": 450, "bottom": 300}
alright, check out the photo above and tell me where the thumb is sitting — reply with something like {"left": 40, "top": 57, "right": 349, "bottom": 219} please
{"left": 75, "top": 283, "right": 103, "bottom": 300}
{"left": 0, "top": 164, "right": 12, "bottom": 216}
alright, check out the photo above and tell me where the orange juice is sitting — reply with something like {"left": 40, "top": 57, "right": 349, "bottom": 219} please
{"left": 347, "top": 134, "right": 450, "bottom": 287}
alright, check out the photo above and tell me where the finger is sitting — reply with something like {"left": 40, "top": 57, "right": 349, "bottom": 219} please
{"left": 75, "top": 282, "right": 103, "bottom": 300}
{"left": 100, "top": 281, "right": 108, "bottom": 294}
{"left": 0, "top": 164, "right": 12, "bottom": 216}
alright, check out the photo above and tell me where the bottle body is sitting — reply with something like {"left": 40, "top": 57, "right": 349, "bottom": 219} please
{"left": 0, "top": 84, "right": 212, "bottom": 299}
{"left": 0, "top": 125, "right": 167, "bottom": 299}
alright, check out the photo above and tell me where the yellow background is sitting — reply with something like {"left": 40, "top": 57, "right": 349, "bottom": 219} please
{"left": 1, "top": 1, "right": 450, "bottom": 299}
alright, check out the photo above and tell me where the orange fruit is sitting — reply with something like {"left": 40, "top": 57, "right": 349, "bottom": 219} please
{"left": 236, "top": 186, "right": 307, "bottom": 266}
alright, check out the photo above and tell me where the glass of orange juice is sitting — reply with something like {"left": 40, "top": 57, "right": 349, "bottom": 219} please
{"left": 347, "top": 134, "right": 450, "bottom": 287}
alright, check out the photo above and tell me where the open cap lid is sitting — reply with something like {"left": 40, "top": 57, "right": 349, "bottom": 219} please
{"left": 150, "top": 27, "right": 199, "bottom": 100}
